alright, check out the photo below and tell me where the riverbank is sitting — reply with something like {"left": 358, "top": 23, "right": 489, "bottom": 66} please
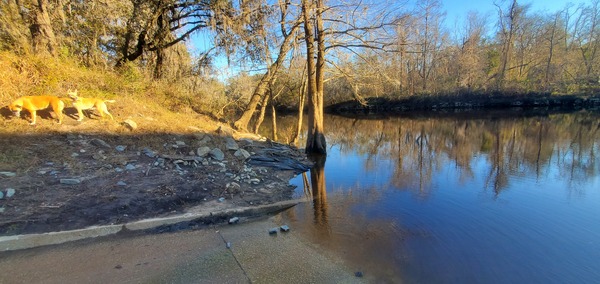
{"left": 326, "top": 93, "right": 600, "bottom": 114}
{"left": 0, "top": 119, "right": 311, "bottom": 237}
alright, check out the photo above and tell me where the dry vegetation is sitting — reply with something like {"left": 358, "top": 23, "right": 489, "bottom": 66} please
{"left": 0, "top": 51, "right": 233, "bottom": 173}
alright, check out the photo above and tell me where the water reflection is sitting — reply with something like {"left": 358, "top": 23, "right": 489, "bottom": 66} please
{"left": 276, "top": 111, "right": 600, "bottom": 283}
{"left": 308, "top": 155, "right": 328, "bottom": 227}
{"left": 320, "top": 112, "right": 600, "bottom": 197}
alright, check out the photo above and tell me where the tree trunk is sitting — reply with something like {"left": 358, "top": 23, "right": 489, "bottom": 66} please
{"left": 233, "top": 23, "right": 299, "bottom": 131}
{"left": 271, "top": 95, "right": 278, "bottom": 141}
{"left": 30, "top": 0, "right": 57, "bottom": 55}
{"left": 291, "top": 69, "right": 307, "bottom": 147}
{"left": 303, "top": 0, "right": 327, "bottom": 155}
{"left": 253, "top": 90, "right": 270, "bottom": 134}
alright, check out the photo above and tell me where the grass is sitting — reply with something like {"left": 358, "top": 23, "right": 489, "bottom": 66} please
{"left": 0, "top": 51, "right": 234, "bottom": 173}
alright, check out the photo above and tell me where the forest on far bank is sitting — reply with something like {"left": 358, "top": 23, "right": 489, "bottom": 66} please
{"left": 1, "top": 0, "right": 599, "bottom": 116}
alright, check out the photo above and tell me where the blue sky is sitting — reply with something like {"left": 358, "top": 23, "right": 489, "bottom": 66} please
{"left": 443, "top": 0, "right": 591, "bottom": 22}
{"left": 190, "top": 0, "right": 593, "bottom": 81}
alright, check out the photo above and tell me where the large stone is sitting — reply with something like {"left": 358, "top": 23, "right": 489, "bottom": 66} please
{"left": 209, "top": 148, "right": 225, "bottom": 161}
{"left": 224, "top": 137, "right": 239, "bottom": 151}
{"left": 196, "top": 146, "right": 211, "bottom": 157}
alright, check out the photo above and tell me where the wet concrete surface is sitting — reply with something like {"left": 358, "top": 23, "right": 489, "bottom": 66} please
{"left": 0, "top": 215, "right": 365, "bottom": 283}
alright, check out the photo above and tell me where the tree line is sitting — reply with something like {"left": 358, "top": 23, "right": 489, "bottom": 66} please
{"left": 1, "top": 0, "right": 598, "bottom": 154}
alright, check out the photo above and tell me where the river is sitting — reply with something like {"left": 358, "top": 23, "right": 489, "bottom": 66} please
{"left": 271, "top": 110, "right": 600, "bottom": 283}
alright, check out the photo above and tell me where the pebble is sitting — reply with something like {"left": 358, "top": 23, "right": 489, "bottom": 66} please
{"left": 60, "top": 179, "right": 81, "bottom": 185}
{"left": 218, "top": 197, "right": 226, "bottom": 202}
{"left": 355, "top": 271, "right": 364, "bottom": 278}
{"left": 0, "top": 191, "right": 3, "bottom": 199}
{"left": 280, "top": 225, "right": 290, "bottom": 232}
{"left": 268, "top": 228, "right": 278, "bottom": 235}
{"left": 5, "top": 188, "right": 15, "bottom": 198}
{"left": 228, "top": 217, "right": 240, "bottom": 224}
{"left": 115, "top": 145, "right": 127, "bottom": 152}
{"left": 0, "top": 172, "right": 16, "bottom": 177}
{"left": 226, "top": 242, "right": 231, "bottom": 249}
{"left": 234, "top": 149, "right": 251, "bottom": 159}
{"left": 117, "top": 181, "right": 127, "bottom": 186}
{"left": 142, "top": 148, "right": 156, "bottom": 158}
{"left": 125, "top": 164, "right": 136, "bottom": 171}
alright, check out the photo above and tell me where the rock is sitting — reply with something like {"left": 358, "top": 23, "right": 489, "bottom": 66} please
{"left": 175, "top": 141, "right": 186, "bottom": 146}
{"left": 0, "top": 172, "right": 16, "bottom": 177}
{"left": 125, "top": 164, "right": 136, "bottom": 171}
{"left": 268, "top": 228, "right": 278, "bottom": 235}
{"left": 227, "top": 182, "right": 241, "bottom": 190}
{"left": 90, "top": 138, "right": 111, "bottom": 148}
{"left": 115, "top": 145, "right": 127, "bottom": 152}
{"left": 116, "top": 181, "right": 127, "bottom": 186}
{"left": 0, "top": 207, "right": 4, "bottom": 213}
{"left": 60, "top": 179, "right": 81, "bottom": 185}
{"left": 209, "top": 148, "right": 225, "bottom": 161}
{"left": 0, "top": 191, "right": 4, "bottom": 199}
{"left": 196, "top": 146, "right": 211, "bottom": 157}
{"left": 228, "top": 217, "right": 240, "bottom": 224}
{"left": 226, "top": 242, "right": 231, "bottom": 249}
{"left": 280, "top": 225, "right": 290, "bottom": 232}
{"left": 71, "top": 153, "right": 79, "bottom": 157}
{"left": 4, "top": 189, "right": 16, "bottom": 198}
{"left": 123, "top": 119, "right": 137, "bottom": 130}
{"left": 249, "top": 178, "right": 260, "bottom": 185}
{"left": 234, "top": 149, "right": 251, "bottom": 159}
{"left": 115, "top": 167, "right": 124, "bottom": 173}
{"left": 142, "top": 148, "right": 157, "bottom": 158}
{"left": 224, "top": 137, "right": 239, "bottom": 151}
{"left": 218, "top": 197, "right": 226, "bottom": 202}
{"left": 197, "top": 135, "right": 211, "bottom": 145}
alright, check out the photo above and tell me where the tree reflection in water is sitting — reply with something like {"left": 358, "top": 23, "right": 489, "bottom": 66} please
{"left": 305, "top": 154, "right": 328, "bottom": 227}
